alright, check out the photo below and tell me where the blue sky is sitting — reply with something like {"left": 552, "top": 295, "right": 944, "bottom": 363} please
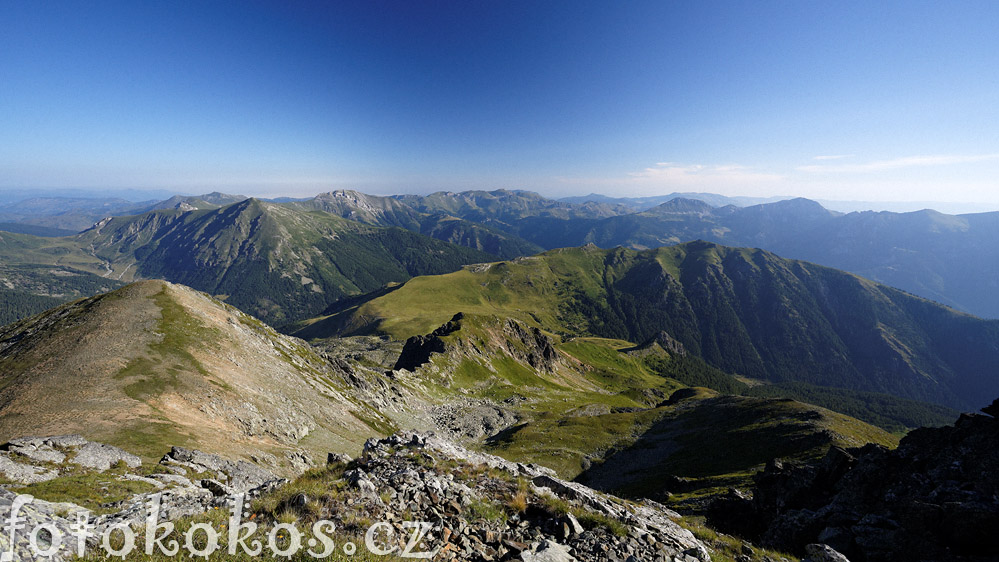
{"left": 2, "top": 1, "right": 998, "bottom": 202}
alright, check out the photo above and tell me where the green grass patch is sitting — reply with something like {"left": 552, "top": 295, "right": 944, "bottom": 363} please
{"left": 12, "top": 467, "right": 156, "bottom": 514}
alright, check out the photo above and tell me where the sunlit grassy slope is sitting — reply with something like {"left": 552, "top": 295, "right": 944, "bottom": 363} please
{"left": 295, "top": 241, "right": 999, "bottom": 411}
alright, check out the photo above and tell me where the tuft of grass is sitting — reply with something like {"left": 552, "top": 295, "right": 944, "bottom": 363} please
{"left": 506, "top": 490, "right": 528, "bottom": 514}
{"left": 573, "top": 510, "right": 629, "bottom": 537}
{"left": 537, "top": 494, "right": 570, "bottom": 516}
{"left": 252, "top": 462, "right": 350, "bottom": 518}
{"left": 466, "top": 497, "right": 508, "bottom": 523}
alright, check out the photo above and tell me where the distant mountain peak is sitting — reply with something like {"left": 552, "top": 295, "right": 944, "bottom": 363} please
{"left": 763, "top": 197, "right": 829, "bottom": 213}
{"left": 645, "top": 197, "right": 715, "bottom": 215}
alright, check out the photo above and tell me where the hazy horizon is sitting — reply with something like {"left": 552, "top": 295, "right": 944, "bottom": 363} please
{"left": 3, "top": 185, "right": 999, "bottom": 216}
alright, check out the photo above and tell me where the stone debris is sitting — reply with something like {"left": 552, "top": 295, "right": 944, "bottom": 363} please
{"left": 0, "top": 431, "right": 712, "bottom": 562}
{"left": 338, "top": 431, "right": 711, "bottom": 562}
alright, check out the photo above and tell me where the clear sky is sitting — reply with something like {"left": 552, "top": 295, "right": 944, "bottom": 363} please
{"left": 2, "top": 1, "right": 998, "bottom": 202}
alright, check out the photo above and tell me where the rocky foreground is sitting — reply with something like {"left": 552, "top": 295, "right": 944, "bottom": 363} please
{"left": 0, "top": 436, "right": 285, "bottom": 561}
{"left": 337, "top": 432, "right": 712, "bottom": 561}
{"left": 0, "top": 431, "right": 724, "bottom": 561}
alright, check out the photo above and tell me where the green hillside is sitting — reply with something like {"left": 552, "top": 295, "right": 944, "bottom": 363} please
{"left": 371, "top": 311, "right": 898, "bottom": 508}
{"left": 295, "top": 241, "right": 999, "bottom": 410}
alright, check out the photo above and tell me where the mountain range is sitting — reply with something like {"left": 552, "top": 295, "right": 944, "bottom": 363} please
{"left": 0, "top": 198, "right": 494, "bottom": 324}
{"left": 5, "top": 188, "right": 999, "bottom": 321}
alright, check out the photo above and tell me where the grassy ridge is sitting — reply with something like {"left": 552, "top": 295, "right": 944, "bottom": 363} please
{"left": 296, "top": 242, "right": 999, "bottom": 411}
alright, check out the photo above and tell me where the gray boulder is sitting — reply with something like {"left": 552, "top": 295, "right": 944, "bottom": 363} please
{"left": 8, "top": 442, "right": 66, "bottom": 464}
{"left": 521, "top": 540, "right": 579, "bottom": 562}
{"left": 803, "top": 543, "right": 851, "bottom": 562}
{"left": 0, "top": 452, "right": 57, "bottom": 484}
{"left": 72, "top": 441, "right": 141, "bottom": 471}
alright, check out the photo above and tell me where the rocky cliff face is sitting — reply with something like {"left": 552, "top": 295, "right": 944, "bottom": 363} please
{"left": 717, "top": 399, "right": 999, "bottom": 561}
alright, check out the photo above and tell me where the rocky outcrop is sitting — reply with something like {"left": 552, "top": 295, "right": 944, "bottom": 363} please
{"left": 0, "top": 453, "right": 56, "bottom": 484}
{"left": 723, "top": 400, "right": 999, "bottom": 561}
{"left": 801, "top": 543, "right": 851, "bottom": 562}
{"left": 161, "top": 446, "right": 278, "bottom": 493}
{"left": 501, "top": 319, "right": 560, "bottom": 372}
{"left": 0, "top": 437, "right": 285, "bottom": 561}
{"left": 347, "top": 432, "right": 711, "bottom": 562}
{"left": 0, "top": 430, "right": 713, "bottom": 562}
{"left": 623, "top": 331, "right": 687, "bottom": 358}
{"left": 394, "top": 313, "right": 562, "bottom": 374}
{"left": 0, "top": 435, "right": 140, "bottom": 483}
{"left": 394, "top": 313, "right": 464, "bottom": 371}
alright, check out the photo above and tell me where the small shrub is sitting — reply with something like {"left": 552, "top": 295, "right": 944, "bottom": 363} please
{"left": 506, "top": 490, "right": 528, "bottom": 514}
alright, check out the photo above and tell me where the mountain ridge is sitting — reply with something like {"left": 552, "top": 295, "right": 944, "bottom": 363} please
{"left": 0, "top": 279, "right": 401, "bottom": 468}
{"left": 295, "top": 241, "right": 999, "bottom": 410}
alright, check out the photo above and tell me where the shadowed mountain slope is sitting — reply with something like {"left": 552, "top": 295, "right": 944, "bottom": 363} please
{"left": 0, "top": 198, "right": 494, "bottom": 324}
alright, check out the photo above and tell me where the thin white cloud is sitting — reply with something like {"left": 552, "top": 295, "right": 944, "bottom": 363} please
{"left": 549, "top": 161, "right": 786, "bottom": 197}
{"left": 812, "top": 154, "right": 854, "bottom": 161}
{"left": 799, "top": 153, "right": 999, "bottom": 173}
{"left": 628, "top": 162, "right": 784, "bottom": 185}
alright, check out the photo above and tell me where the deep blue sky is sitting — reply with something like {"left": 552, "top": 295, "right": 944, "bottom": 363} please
{"left": 2, "top": 1, "right": 998, "bottom": 201}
